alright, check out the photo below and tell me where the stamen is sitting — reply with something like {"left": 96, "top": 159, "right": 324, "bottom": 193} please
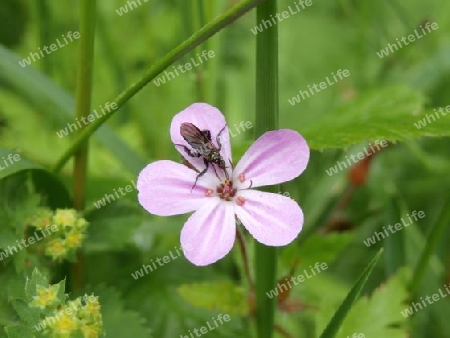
{"left": 236, "top": 196, "right": 245, "bottom": 206}
{"left": 222, "top": 180, "right": 233, "bottom": 194}
{"left": 239, "top": 173, "right": 245, "bottom": 183}
{"left": 205, "top": 189, "right": 214, "bottom": 197}
{"left": 215, "top": 179, "right": 238, "bottom": 201}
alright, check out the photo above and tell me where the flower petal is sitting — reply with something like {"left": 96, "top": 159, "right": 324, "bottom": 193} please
{"left": 170, "top": 103, "right": 232, "bottom": 177}
{"left": 234, "top": 190, "right": 303, "bottom": 246}
{"left": 233, "top": 129, "right": 309, "bottom": 188}
{"left": 137, "top": 160, "right": 217, "bottom": 216}
{"left": 181, "top": 199, "right": 236, "bottom": 266}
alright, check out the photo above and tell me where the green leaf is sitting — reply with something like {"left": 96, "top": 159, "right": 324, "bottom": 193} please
{"left": 83, "top": 200, "right": 144, "bottom": 252}
{"left": 0, "top": 150, "right": 43, "bottom": 180}
{"left": 123, "top": 256, "right": 248, "bottom": 338}
{"left": 4, "top": 324, "right": 34, "bottom": 338}
{"left": 281, "top": 233, "right": 355, "bottom": 271}
{"left": 0, "top": 292, "right": 17, "bottom": 328}
{"left": 0, "top": 175, "right": 45, "bottom": 272}
{"left": 24, "top": 269, "right": 48, "bottom": 302}
{"left": 177, "top": 280, "right": 248, "bottom": 315}
{"left": 319, "top": 248, "right": 383, "bottom": 338}
{"left": 1, "top": 269, "right": 27, "bottom": 301}
{"left": 10, "top": 300, "right": 40, "bottom": 325}
{"left": 300, "top": 86, "right": 450, "bottom": 150}
{"left": 0, "top": 149, "right": 70, "bottom": 208}
{"left": 89, "top": 286, "right": 151, "bottom": 338}
{"left": 0, "top": 227, "right": 19, "bottom": 253}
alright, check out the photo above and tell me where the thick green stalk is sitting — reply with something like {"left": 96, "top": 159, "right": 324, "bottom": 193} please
{"left": 71, "top": 0, "right": 96, "bottom": 290}
{"left": 73, "top": 0, "right": 96, "bottom": 210}
{"left": 254, "top": 1, "right": 278, "bottom": 337}
{"left": 52, "top": 0, "right": 264, "bottom": 173}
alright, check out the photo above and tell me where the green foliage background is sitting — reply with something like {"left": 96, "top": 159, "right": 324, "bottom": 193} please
{"left": 0, "top": 0, "right": 449, "bottom": 337}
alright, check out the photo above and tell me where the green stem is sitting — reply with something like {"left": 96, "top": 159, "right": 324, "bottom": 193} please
{"left": 73, "top": 0, "right": 96, "bottom": 210}
{"left": 35, "top": 0, "right": 52, "bottom": 75}
{"left": 71, "top": 0, "right": 97, "bottom": 290}
{"left": 196, "top": 0, "right": 208, "bottom": 101}
{"left": 192, "top": 0, "right": 206, "bottom": 101}
{"left": 206, "top": 0, "right": 221, "bottom": 105}
{"left": 254, "top": 1, "right": 278, "bottom": 337}
{"left": 52, "top": 0, "right": 264, "bottom": 174}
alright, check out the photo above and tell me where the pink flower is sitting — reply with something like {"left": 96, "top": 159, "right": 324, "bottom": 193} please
{"left": 137, "top": 103, "right": 310, "bottom": 266}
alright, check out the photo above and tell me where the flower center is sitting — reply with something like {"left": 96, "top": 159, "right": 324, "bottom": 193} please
{"left": 215, "top": 179, "right": 237, "bottom": 201}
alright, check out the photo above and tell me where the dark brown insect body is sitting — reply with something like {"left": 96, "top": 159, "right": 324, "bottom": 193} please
{"left": 176, "top": 122, "right": 228, "bottom": 190}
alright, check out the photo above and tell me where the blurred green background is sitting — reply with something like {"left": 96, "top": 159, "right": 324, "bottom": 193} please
{"left": 1, "top": 0, "right": 450, "bottom": 337}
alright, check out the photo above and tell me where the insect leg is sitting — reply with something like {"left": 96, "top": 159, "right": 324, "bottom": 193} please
{"left": 216, "top": 125, "right": 227, "bottom": 151}
{"left": 223, "top": 167, "right": 229, "bottom": 180}
{"left": 211, "top": 163, "right": 221, "bottom": 181}
{"left": 228, "top": 158, "right": 234, "bottom": 169}
{"left": 215, "top": 125, "right": 230, "bottom": 179}
{"left": 191, "top": 159, "right": 210, "bottom": 192}
{"left": 174, "top": 144, "right": 201, "bottom": 158}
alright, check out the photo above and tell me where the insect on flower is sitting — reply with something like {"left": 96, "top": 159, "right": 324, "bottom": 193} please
{"left": 175, "top": 122, "right": 229, "bottom": 190}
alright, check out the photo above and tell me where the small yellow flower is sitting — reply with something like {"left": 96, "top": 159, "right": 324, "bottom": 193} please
{"left": 53, "top": 209, "right": 78, "bottom": 229}
{"left": 45, "top": 239, "right": 67, "bottom": 260}
{"left": 66, "top": 231, "right": 84, "bottom": 249}
{"left": 66, "top": 298, "right": 83, "bottom": 315}
{"left": 30, "top": 284, "right": 60, "bottom": 309}
{"left": 48, "top": 312, "right": 79, "bottom": 336}
{"left": 76, "top": 217, "right": 89, "bottom": 231}
{"left": 81, "top": 323, "right": 101, "bottom": 338}
{"left": 29, "top": 208, "right": 54, "bottom": 230}
{"left": 84, "top": 297, "right": 101, "bottom": 319}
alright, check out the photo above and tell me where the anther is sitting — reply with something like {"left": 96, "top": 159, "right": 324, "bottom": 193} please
{"left": 239, "top": 173, "right": 245, "bottom": 183}
{"left": 236, "top": 196, "right": 245, "bottom": 206}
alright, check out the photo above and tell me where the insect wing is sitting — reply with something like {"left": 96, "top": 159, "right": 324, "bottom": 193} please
{"left": 180, "top": 123, "right": 211, "bottom": 153}
{"left": 200, "top": 129, "right": 212, "bottom": 141}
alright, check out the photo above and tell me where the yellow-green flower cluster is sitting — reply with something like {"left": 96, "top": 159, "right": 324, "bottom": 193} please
{"left": 28, "top": 208, "right": 89, "bottom": 261}
{"left": 44, "top": 295, "right": 103, "bottom": 338}
{"left": 31, "top": 285, "right": 103, "bottom": 338}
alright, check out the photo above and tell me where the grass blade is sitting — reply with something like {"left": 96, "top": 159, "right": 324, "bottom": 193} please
{"left": 0, "top": 44, "right": 146, "bottom": 174}
{"left": 319, "top": 248, "right": 384, "bottom": 338}
{"left": 409, "top": 198, "right": 450, "bottom": 295}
